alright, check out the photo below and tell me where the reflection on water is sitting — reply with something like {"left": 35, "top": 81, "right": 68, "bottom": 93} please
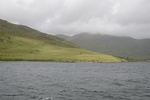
{"left": 0, "top": 62, "right": 150, "bottom": 100}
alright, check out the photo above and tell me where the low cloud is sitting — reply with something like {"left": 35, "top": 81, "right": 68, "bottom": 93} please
{"left": 0, "top": 0, "right": 150, "bottom": 38}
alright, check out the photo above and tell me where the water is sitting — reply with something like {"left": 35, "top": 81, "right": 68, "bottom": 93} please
{"left": 0, "top": 62, "right": 150, "bottom": 100}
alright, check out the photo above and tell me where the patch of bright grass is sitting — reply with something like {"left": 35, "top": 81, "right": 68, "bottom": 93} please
{"left": 0, "top": 34, "right": 126, "bottom": 62}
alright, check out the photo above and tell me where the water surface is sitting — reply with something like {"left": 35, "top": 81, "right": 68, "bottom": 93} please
{"left": 0, "top": 62, "right": 150, "bottom": 100}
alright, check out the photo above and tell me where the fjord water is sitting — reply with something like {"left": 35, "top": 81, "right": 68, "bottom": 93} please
{"left": 0, "top": 62, "right": 150, "bottom": 100}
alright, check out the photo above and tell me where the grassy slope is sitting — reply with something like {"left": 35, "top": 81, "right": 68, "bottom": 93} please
{"left": 0, "top": 33, "right": 126, "bottom": 62}
{"left": 0, "top": 19, "right": 74, "bottom": 48}
{"left": 56, "top": 33, "right": 150, "bottom": 60}
{"left": 0, "top": 19, "right": 126, "bottom": 62}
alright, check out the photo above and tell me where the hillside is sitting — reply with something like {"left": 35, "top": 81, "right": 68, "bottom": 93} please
{"left": 56, "top": 33, "right": 150, "bottom": 60}
{"left": 0, "top": 19, "right": 125, "bottom": 62}
{"left": 0, "top": 19, "right": 74, "bottom": 47}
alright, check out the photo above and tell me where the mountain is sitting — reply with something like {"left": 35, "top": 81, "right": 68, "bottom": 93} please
{"left": 56, "top": 33, "right": 150, "bottom": 60}
{"left": 0, "top": 19, "right": 125, "bottom": 62}
{"left": 56, "top": 34, "right": 71, "bottom": 40}
{"left": 0, "top": 19, "right": 74, "bottom": 47}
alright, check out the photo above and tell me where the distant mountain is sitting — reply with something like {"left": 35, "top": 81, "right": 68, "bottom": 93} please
{"left": 0, "top": 19, "right": 125, "bottom": 62}
{"left": 56, "top": 33, "right": 150, "bottom": 60}
{"left": 56, "top": 34, "right": 71, "bottom": 40}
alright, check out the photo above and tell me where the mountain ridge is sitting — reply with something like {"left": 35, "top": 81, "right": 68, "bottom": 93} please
{"left": 56, "top": 33, "right": 150, "bottom": 60}
{"left": 0, "top": 19, "right": 125, "bottom": 62}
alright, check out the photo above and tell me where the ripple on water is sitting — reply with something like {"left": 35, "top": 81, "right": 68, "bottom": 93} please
{"left": 0, "top": 62, "right": 150, "bottom": 100}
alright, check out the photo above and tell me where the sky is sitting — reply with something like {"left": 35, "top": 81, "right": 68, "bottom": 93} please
{"left": 0, "top": 0, "right": 150, "bottom": 38}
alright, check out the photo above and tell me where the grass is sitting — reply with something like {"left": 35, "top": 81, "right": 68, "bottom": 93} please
{"left": 0, "top": 19, "right": 126, "bottom": 62}
{"left": 0, "top": 34, "right": 126, "bottom": 62}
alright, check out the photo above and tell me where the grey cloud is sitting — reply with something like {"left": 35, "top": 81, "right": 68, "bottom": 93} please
{"left": 0, "top": 0, "right": 150, "bottom": 38}
{"left": 113, "top": 0, "right": 150, "bottom": 25}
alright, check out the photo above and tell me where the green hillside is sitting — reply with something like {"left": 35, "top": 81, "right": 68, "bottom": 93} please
{"left": 56, "top": 33, "right": 150, "bottom": 60}
{"left": 0, "top": 19, "right": 125, "bottom": 62}
{"left": 0, "top": 19, "right": 74, "bottom": 47}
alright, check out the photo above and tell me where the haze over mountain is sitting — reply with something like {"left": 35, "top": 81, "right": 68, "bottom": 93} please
{"left": 1, "top": 0, "right": 149, "bottom": 61}
{"left": 0, "top": 0, "right": 150, "bottom": 38}
{"left": 0, "top": 19, "right": 125, "bottom": 62}
{"left": 56, "top": 33, "right": 150, "bottom": 60}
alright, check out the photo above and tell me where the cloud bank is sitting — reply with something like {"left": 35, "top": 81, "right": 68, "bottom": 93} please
{"left": 0, "top": 0, "right": 150, "bottom": 38}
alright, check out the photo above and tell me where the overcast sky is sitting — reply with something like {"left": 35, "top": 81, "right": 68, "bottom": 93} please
{"left": 0, "top": 0, "right": 150, "bottom": 38}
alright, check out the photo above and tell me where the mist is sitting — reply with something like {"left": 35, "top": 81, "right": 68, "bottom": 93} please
{"left": 0, "top": 0, "right": 150, "bottom": 38}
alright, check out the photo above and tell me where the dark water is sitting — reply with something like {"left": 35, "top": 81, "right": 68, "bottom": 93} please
{"left": 0, "top": 62, "right": 150, "bottom": 100}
